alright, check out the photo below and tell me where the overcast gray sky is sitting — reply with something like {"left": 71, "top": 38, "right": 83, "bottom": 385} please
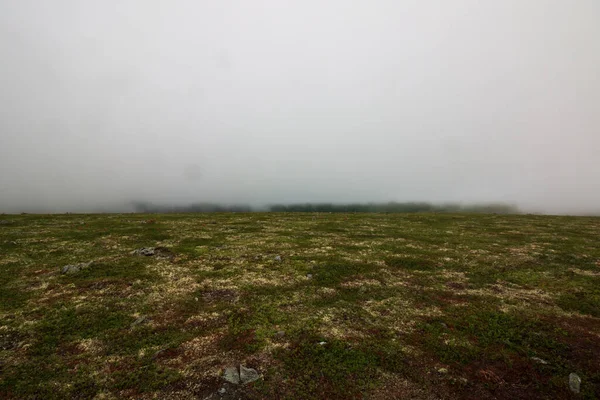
{"left": 1, "top": 1, "right": 599, "bottom": 214}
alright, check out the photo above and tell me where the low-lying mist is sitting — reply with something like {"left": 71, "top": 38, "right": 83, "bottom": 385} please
{"left": 1, "top": 1, "right": 599, "bottom": 217}
{"left": 131, "top": 201, "right": 520, "bottom": 214}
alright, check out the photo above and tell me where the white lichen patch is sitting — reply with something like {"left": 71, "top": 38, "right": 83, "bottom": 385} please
{"left": 27, "top": 280, "right": 51, "bottom": 292}
{"left": 376, "top": 268, "right": 411, "bottom": 287}
{"left": 340, "top": 278, "right": 382, "bottom": 288}
{"left": 316, "top": 286, "right": 338, "bottom": 297}
{"left": 76, "top": 338, "right": 104, "bottom": 355}
{"left": 167, "top": 333, "right": 234, "bottom": 376}
{"left": 442, "top": 336, "right": 474, "bottom": 348}
{"left": 184, "top": 312, "right": 223, "bottom": 327}
{"left": 0, "top": 256, "right": 22, "bottom": 265}
{"left": 468, "top": 283, "right": 552, "bottom": 303}
{"left": 569, "top": 268, "right": 600, "bottom": 277}
{"left": 438, "top": 270, "right": 467, "bottom": 281}
{"left": 361, "top": 297, "right": 442, "bottom": 334}
{"left": 144, "top": 262, "right": 200, "bottom": 305}
{"left": 317, "top": 310, "right": 368, "bottom": 340}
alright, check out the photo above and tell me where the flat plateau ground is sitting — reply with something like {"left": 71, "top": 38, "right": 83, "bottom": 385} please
{"left": 1, "top": 213, "right": 599, "bottom": 399}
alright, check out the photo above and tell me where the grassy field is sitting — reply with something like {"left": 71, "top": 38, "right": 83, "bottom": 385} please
{"left": 1, "top": 213, "right": 599, "bottom": 399}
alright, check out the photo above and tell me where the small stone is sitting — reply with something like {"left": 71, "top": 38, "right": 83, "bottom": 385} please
{"left": 318, "top": 341, "right": 327, "bottom": 346}
{"left": 151, "top": 349, "right": 166, "bottom": 360}
{"left": 437, "top": 368, "right": 448, "bottom": 374}
{"left": 274, "top": 255, "right": 282, "bottom": 262}
{"left": 218, "top": 387, "right": 227, "bottom": 395}
{"left": 131, "top": 247, "right": 156, "bottom": 256}
{"left": 275, "top": 330, "right": 285, "bottom": 337}
{"left": 131, "top": 247, "right": 174, "bottom": 260}
{"left": 531, "top": 356, "right": 548, "bottom": 365}
{"left": 223, "top": 367, "right": 240, "bottom": 384}
{"left": 130, "top": 316, "right": 147, "bottom": 328}
{"left": 239, "top": 365, "right": 260, "bottom": 384}
{"left": 569, "top": 373, "right": 581, "bottom": 393}
{"left": 61, "top": 265, "right": 75, "bottom": 274}
{"left": 306, "top": 274, "right": 313, "bottom": 279}
{"left": 61, "top": 262, "right": 92, "bottom": 274}
{"left": 0, "top": 220, "right": 11, "bottom": 225}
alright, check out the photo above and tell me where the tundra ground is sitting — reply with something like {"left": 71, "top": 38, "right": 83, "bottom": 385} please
{"left": 1, "top": 213, "right": 599, "bottom": 399}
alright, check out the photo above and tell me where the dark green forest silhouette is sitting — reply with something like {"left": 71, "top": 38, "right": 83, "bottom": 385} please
{"left": 132, "top": 201, "right": 519, "bottom": 214}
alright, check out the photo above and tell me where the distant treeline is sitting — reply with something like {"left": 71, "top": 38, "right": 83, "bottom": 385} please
{"left": 268, "top": 202, "right": 519, "bottom": 213}
{"left": 132, "top": 201, "right": 519, "bottom": 214}
{"left": 131, "top": 202, "right": 252, "bottom": 213}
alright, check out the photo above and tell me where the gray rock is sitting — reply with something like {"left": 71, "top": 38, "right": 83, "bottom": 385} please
{"left": 131, "top": 247, "right": 175, "bottom": 260}
{"left": 569, "top": 373, "right": 581, "bottom": 393}
{"left": 0, "top": 331, "right": 22, "bottom": 350}
{"left": 239, "top": 365, "right": 260, "bottom": 384}
{"left": 275, "top": 330, "right": 285, "bottom": 337}
{"left": 61, "top": 262, "right": 92, "bottom": 274}
{"left": 223, "top": 367, "right": 240, "bottom": 384}
{"left": 223, "top": 365, "right": 260, "bottom": 385}
{"left": 130, "top": 316, "right": 147, "bottom": 328}
{"left": 0, "top": 220, "right": 11, "bottom": 225}
{"left": 274, "top": 255, "right": 282, "bottom": 262}
{"left": 218, "top": 387, "right": 227, "bottom": 395}
{"left": 151, "top": 349, "right": 166, "bottom": 361}
{"left": 131, "top": 247, "right": 156, "bottom": 256}
{"left": 306, "top": 274, "right": 313, "bottom": 279}
{"left": 531, "top": 356, "right": 548, "bottom": 365}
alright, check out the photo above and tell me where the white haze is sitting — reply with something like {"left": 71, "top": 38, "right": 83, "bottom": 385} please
{"left": 1, "top": 1, "right": 599, "bottom": 214}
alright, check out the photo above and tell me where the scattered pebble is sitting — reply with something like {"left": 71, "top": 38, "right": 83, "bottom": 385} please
{"left": 569, "top": 373, "right": 581, "bottom": 393}
{"left": 318, "top": 341, "right": 327, "bottom": 346}
{"left": 151, "top": 349, "right": 166, "bottom": 361}
{"left": 61, "top": 262, "right": 93, "bottom": 275}
{"left": 130, "top": 316, "right": 147, "bottom": 328}
{"left": 218, "top": 387, "right": 227, "bottom": 395}
{"left": 531, "top": 356, "right": 548, "bottom": 365}
{"left": 223, "top": 367, "right": 241, "bottom": 384}
{"left": 131, "top": 247, "right": 174, "bottom": 260}
{"left": 239, "top": 365, "right": 260, "bottom": 384}
{"left": 223, "top": 365, "right": 260, "bottom": 385}
{"left": 274, "top": 255, "right": 282, "bottom": 262}
{"left": 275, "top": 330, "right": 285, "bottom": 337}
{"left": 306, "top": 274, "right": 313, "bottom": 279}
{"left": 131, "top": 247, "right": 156, "bottom": 256}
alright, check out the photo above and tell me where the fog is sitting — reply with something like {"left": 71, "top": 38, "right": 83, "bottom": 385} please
{"left": 1, "top": 1, "right": 599, "bottom": 214}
